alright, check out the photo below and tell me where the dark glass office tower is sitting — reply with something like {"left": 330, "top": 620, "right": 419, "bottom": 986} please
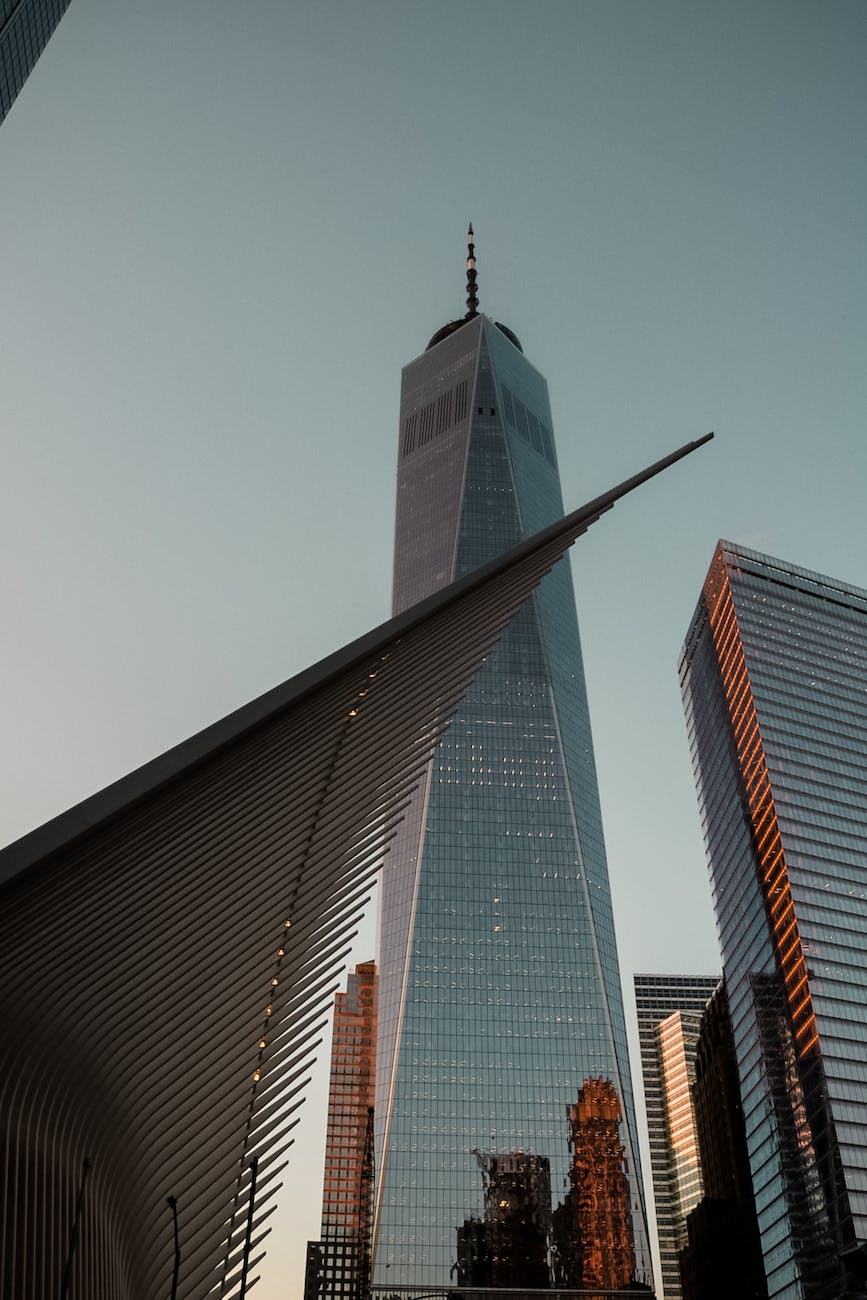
{"left": 372, "top": 234, "right": 649, "bottom": 1289}
{"left": 0, "top": 0, "right": 70, "bottom": 124}
{"left": 681, "top": 542, "right": 867, "bottom": 1300}
{"left": 634, "top": 974, "right": 719, "bottom": 1299}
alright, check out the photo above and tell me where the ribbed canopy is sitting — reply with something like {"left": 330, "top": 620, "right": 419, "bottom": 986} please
{"left": 0, "top": 433, "right": 710, "bottom": 1300}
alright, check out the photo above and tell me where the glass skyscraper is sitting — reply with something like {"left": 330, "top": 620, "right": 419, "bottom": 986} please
{"left": 0, "top": 0, "right": 70, "bottom": 125}
{"left": 634, "top": 974, "right": 719, "bottom": 1299}
{"left": 680, "top": 541, "right": 867, "bottom": 1300}
{"left": 372, "top": 236, "right": 650, "bottom": 1289}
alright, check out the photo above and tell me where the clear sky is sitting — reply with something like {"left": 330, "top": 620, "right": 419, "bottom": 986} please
{"left": 2, "top": 2, "right": 866, "bottom": 1294}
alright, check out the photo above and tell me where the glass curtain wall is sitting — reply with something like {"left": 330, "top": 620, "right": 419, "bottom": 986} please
{"left": 681, "top": 542, "right": 867, "bottom": 1300}
{"left": 374, "top": 315, "right": 649, "bottom": 1289}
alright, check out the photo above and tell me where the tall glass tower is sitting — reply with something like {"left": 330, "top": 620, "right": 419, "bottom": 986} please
{"left": 681, "top": 541, "right": 867, "bottom": 1300}
{"left": 0, "top": 0, "right": 70, "bottom": 125}
{"left": 372, "top": 232, "right": 649, "bottom": 1289}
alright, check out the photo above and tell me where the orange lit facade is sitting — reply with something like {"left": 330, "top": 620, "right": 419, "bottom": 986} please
{"left": 681, "top": 542, "right": 867, "bottom": 1300}
{"left": 308, "top": 962, "right": 377, "bottom": 1300}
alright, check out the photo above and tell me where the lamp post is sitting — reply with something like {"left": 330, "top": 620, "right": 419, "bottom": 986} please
{"left": 166, "top": 1195, "right": 181, "bottom": 1300}
{"left": 59, "top": 1156, "right": 92, "bottom": 1300}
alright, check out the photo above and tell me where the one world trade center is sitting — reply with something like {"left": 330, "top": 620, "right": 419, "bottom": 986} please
{"left": 373, "top": 231, "right": 650, "bottom": 1291}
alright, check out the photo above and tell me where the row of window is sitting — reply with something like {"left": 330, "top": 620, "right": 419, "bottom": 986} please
{"left": 400, "top": 378, "right": 471, "bottom": 456}
{"left": 500, "top": 385, "right": 556, "bottom": 466}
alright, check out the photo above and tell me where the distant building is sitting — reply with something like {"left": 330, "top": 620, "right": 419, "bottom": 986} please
{"left": 681, "top": 541, "right": 867, "bottom": 1299}
{"left": 679, "top": 981, "right": 767, "bottom": 1300}
{"left": 1, "top": 0, "right": 70, "bottom": 125}
{"left": 306, "top": 962, "right": 377, "bottom": 1300}
{"left": 634, "top": 974, "right": 719, "bottom": 1299}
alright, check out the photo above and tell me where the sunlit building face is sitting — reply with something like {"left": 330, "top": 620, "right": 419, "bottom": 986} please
{"left": 373, "top": 301, "right": 649, "bottom": 1289}
{"left": 681, "top": 542, "right": 867, "bottom": 1300}
{"left": 634, "top": 974, "right": 719, "bottom": 1299}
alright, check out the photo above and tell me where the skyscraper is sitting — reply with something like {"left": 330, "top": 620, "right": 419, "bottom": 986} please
{"left": 373, "top": 230, "right": 650, "bottom": 1288}
{"left": 0, "top": 0, "right": 70, "bottom": 125}
{"left": 680, "top": 541, "right": 867, "bottom": 1300}
{"left": 634, "top": 974, "right": 719, "bottom": 1299}
{"left": 679, "top": 980, "right": 768, "bottom": 1300}
{"left": 306, "top": 962, "right": 377, "bottom": 1300}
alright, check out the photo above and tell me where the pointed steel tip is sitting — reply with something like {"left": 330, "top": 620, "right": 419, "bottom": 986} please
{"left": 465, "top": 223, "right": 479, "bottom": 318}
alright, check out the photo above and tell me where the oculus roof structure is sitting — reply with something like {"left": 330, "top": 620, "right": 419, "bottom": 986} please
{"left": 0, "top": 434, "right": 710, "bottom": 1300}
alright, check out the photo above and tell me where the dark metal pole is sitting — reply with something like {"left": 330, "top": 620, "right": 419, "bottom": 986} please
{"left": 166, "top": 1196, "right": 181, "bottom": 1300}
{"left": 59, "top": 1156, "right": 91, "bottom": 1300}
{"left": 238, "top": 1155, "right": 259, "bottom": 1300}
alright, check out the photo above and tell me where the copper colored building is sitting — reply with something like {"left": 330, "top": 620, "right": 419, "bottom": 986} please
{"left": 307, "top": 963, "right": 377, "bottom": 1300}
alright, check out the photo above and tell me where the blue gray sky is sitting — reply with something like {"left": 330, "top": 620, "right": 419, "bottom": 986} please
{"left": 2, "top": 2, "right": 866, "bottom": 1293}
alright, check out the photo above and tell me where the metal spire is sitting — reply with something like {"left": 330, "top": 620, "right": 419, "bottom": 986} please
{"left": 465, "top": 223, "right": 479, "bottom": 318}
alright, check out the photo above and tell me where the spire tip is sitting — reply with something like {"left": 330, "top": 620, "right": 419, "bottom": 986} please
{"left": 465, "top": 224, "right": 478, "bottom": 319}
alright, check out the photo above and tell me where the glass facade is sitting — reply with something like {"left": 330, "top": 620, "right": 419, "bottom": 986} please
{"left": 373, "top": 313, "right": 649, "bottom": 1288}
{"left": 634, "top": 974, "right": 719, "bottom": 1300}
{"left": 0, "top": 0, "right": 70, "bottom": 124}
{"left": 680, "top": 542, "right": 867, "bottom": 1300}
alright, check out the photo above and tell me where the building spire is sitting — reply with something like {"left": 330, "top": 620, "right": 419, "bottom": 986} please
{"left": 465, "top": 223, "right": 479, "bottom": 318}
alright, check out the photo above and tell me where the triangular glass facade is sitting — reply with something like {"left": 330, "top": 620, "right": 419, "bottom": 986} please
{"left": 374, "top": 315, "right": 649, "bottom": 1288}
